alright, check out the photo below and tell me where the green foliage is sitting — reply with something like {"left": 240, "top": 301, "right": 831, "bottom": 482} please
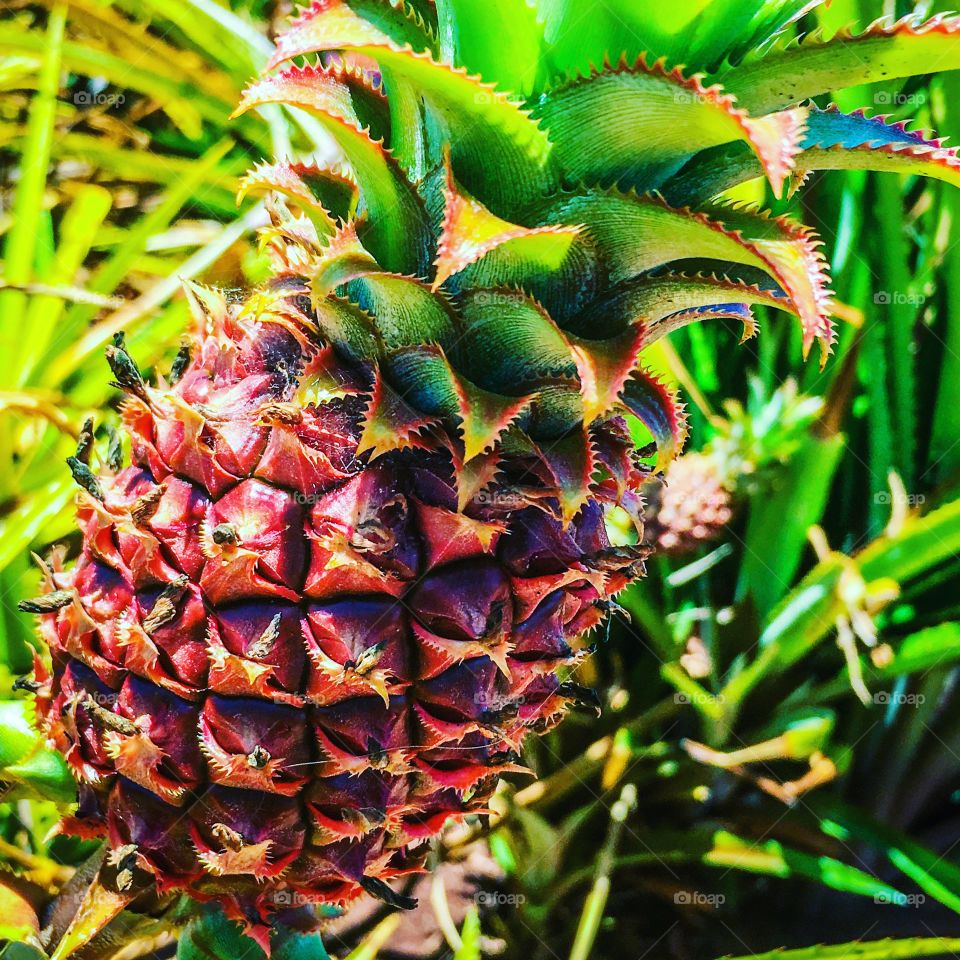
{"left": 0, "top": 701, "right": 74, "bottom": 805}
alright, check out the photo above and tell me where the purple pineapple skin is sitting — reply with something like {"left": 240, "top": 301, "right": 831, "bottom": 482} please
{"left": 31, "top": 281, "right": 647, "bottom": 944}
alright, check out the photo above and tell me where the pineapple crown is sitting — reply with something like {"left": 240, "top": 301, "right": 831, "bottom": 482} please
{"left": 229, "top": 0, "right": 960, "bottom": 520}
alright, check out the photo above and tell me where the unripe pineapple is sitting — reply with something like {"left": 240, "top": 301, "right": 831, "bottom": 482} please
{"left": 642, "top": 453, "right": 734, "bottom": 555}
{"left": 19, "top": 0, "right": 960, "bottom": 946}
{"left": 644, "top": 379, "right": 823, "bottom": 554}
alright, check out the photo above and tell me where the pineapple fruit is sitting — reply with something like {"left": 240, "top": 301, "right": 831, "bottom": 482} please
{"left": 642, "top": 452, "right": 735, "bottom": 555}
{"left": 644, "top": 380, "right": 823, "bottom": 554}
{"left": 18, "top": 0, "right": 960, "bottom": 946}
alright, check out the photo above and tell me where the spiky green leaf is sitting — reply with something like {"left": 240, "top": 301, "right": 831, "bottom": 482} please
{"left": 723, "top": 14, "right": 960, "bottom": 115}
{"left": 235, "top": 65, "right": 428, "bottom": 273}
{"left": 532, "top": 58, "right": 807, "bottom": 195}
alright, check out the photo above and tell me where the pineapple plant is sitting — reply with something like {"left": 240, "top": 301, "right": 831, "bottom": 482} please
{"left": 13, "top": 0, "right": 960, "bottom": 950}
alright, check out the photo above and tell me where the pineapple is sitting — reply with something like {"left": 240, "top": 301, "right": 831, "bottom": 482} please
{"left": 19, "top": 0, "right": 960, "bottom": 947}
{"left": 644, "top": 379, "right": 823, "bottom": 554}
{"left": 642, "top": 452, "right": 735, "bottom": 555}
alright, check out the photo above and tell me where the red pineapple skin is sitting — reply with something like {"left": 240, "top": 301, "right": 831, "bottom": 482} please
{"left": 31, "top": 279, "right": 648, "bottom": 943}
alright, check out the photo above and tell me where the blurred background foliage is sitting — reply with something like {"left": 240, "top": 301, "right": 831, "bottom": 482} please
{"left": 4, "top": 0, "right": 960, "bottom": 958}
